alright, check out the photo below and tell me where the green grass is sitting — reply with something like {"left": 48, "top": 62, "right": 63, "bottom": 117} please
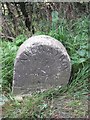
{"left": 0, "top": 34, "right": 27, "bottom": 93}
{"left": 2, "top": 86, "right": 88, "bottom": 118}
{"left": 1, "top": 15, "right": 89, "bottom": 118}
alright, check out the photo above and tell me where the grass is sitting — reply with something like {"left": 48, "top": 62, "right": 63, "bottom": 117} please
{"left": 2, "top": 86, "right": 88, "bottom": 118}
{"left": 1, "top": 15, "right": 89, "bottom": 118}
{"left": 0, "top": 34, "right": 27, "bottom": 93}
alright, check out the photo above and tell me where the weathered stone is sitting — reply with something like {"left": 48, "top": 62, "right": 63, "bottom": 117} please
{"left": 13, "top": 35, "right": 71, "bottom": 95}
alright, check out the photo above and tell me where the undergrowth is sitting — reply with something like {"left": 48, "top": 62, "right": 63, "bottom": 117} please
{"left": 0, "top": 35, "right": 27, "bottom": 93}
{"left": 1, "top": 16, "right": 89, "bottom": 118}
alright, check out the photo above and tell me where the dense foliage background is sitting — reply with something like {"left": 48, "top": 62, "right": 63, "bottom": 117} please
{"left": 1, "top": 2, "right": 90, "bottom": 40}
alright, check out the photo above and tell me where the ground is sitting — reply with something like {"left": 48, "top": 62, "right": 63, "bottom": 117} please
{"left": 2, "top": 90, "right": 88, "bottom": 119}
{"left": 51, "top": 94, "right": 88, "bottom": 118}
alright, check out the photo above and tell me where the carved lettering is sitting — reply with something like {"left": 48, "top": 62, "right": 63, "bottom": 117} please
{"left": 13, "top": 35, "right": 71, "bottom": 95}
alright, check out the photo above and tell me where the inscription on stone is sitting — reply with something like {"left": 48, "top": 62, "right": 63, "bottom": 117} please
{"left": 13, "top": 35, "right": 71, "bottom": 95}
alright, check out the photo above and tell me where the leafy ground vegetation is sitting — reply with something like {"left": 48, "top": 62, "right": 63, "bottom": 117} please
{"left": 0, "top": 15, "right": 89, "bottom": 118}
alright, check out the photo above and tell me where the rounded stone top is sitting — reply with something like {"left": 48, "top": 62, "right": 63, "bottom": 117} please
{"left": 13, "top": 35, "right": 71, "bottom": 95}
{"left": 16, "top": 35, "right": 70, "bottom": 61}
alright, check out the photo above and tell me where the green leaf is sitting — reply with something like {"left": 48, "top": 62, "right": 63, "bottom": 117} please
{"left": 80, "top": 45, "right": 88, "bottom": 49}
{"left": 52, "top": 11, "right": 59, "bottom": 22}
{"left": 77, "top": 50, "right": 86, "bottom": 57}
{"left": 88, "top": 52, "right": 90, "bottom": 58}
{"left": 78, "top": 58, "right": 86, "bottom": 63}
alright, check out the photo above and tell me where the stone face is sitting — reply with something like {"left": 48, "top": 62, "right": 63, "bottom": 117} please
{"left": 13, "top": 35, "right": 71, "bottom": 95}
